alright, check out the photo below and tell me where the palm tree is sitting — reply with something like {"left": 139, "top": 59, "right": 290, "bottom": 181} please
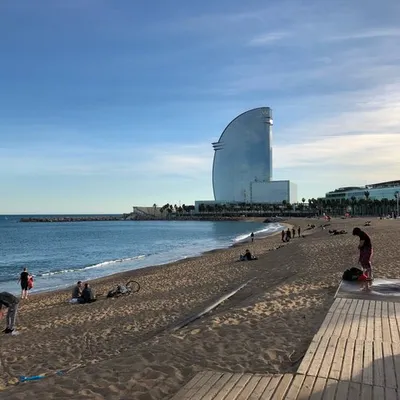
{"left": 351, "top": 196, "right": 356, "bottom": 214}
{"left": 364, "top": 190, "right": 370, "bottom": 201}
{"left": 302, "top": 198, "right": 306, "bottom": 206}
{"left": 152, "top": 203, "right": 157, "bottom": 216}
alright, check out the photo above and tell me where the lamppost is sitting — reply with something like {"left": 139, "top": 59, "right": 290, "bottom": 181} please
{"left": 395, "top": 191, "right": 399, "bottom": 219}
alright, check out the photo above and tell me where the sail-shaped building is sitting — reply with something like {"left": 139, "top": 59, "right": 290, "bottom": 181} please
{"left": 211, "top": 107, "right": 296, "bottom": 204}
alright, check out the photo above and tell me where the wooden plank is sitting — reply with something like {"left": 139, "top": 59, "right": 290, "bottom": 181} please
{"left": 214, "top": 374, "right": 244, "bottom": 400}
{"left": 352, "top": 340, "right": 364, "bottom": 383}
{"left": 324, "top": 312, "right": 340, "bottom": 338}
{"left": 391, "top": 342, "right": 400, "bottom": 392}
{"left": 372, "top": 386, "right": 384, "bottom": 400}
{"left": 297, "top": 375, "right": 316, "bottom": 400}
{"left": 191, "top": 372, "right": 225, "bottom": 400}
{"left": 340, "top": 338, "right": 355, "bottom": 382}
{"left": 382, "top": 303, "right": 392, "bottom": 343}
{"left": 171, "top": 371, "right": 208, "bottom": 399}
{"left": 270, "top": 374, "right": 293, "bottom": 400}
{"left": 308, "top": 337, "right": 330, "bottom": 377}
{"left": 373, "top": 341, "right": 385, "bottom": 387}
{"left": 202, "top": 373, "right": 234, "bottom": 400}
{"left": 248, "top": 376, "right": 272, "bottom": 400}
{"left": 341, "top": 310, "right": 355, "bottom": 339}
{"left": 329, "top": 337, "right": 346, "bottom": 380}
{"left": 360, "top": 384, "right": 372, "bottom": 400}
{"left": 284, "top": 374, "right": 305, "bottom": 400}
{"left": 261, "top": 375, "right": 283, "bottom": 400}
{"left": 357, "top": 312, "right": 367, "bottom": 341}
{"left": 175, "top": 371, "right": 215, "bottom": 399}
{"left": 354, "top": 300, "right": 363, "bottom": 316}
{"left": 361, "top": 300, "right": 370, "bottom": 316}
{"left": 347, "top": 382, "right": 360, "bottom": 400}
{"left": 385, "top": 387, "right": 398, "bottom": 400}
{"left": 316, "top": 312, "right": 335, "bottom": 338}
{"left": 389, "top": 316, "right": 400, "bottom": 344}
{"left": 322, "top": 379, "right": 337, "bottom": 400}
{"left": 347, "top": 299, "right": 358, "bottom": 315}
{"left": 349, "top": 310, "right": 361, "bottom": 339}
{"left": 374, "top": 301, "right": 383, "bottom": 343}
{"left": 334, "top": 381, "right": 348, "bottom": 400}
{"left": 382, "top": 342, "right": 397, "bottom": 389}
{"left": 362, "top": 341, "right": 374, "bottom": 386}
{"left": 309, "top": 377, "right": 326, "bottom": 400}
{"left": 332, "top": 312, "right": 346, "bottom": 337}
{"left": 222, "top": 374, "right": 252, "bottom": 400}
{"left": 236, "top": 375, "right": 262, "bottom": 400}
{"left": 394, "top": 302, "right": 400, "bottom": 323}
{"left": 329, "top": 298, "right": 342, "bottom": 313}
{"left": 366, "top": 301, "right": 375, "bottom": 341}
{"left": 297, "top": 337, "right": 320, "bottom": 375}
{"left": 318, "top": 337, "right": 337, "bottom": 378}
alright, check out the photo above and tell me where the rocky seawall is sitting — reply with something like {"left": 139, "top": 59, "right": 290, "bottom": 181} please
{"left": 20, "top": 216, "right": 124, "bottom": 223}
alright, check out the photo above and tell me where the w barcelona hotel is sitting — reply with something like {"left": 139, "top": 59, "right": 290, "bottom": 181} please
{"left": 195, "top": 107, "right": 297, "bottom": 211}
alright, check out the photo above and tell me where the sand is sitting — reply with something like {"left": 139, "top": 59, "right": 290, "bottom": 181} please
{"left": 1, "top": 217, "right": 399, "bottom": 399}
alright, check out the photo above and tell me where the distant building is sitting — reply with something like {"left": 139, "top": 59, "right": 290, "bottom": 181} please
{"left": 324, "top": 180, "right": 400, "bottom": 201}
{"left": 209, "top": 107, "right": 297, "bottom": 204}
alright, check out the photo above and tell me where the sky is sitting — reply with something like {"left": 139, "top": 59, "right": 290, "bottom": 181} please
{"left": 1, "top": 0, "right": 400, "bottom": 214}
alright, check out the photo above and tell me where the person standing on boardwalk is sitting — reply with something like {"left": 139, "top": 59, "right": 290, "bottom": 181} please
{"left": 352, "top": 227, "right": 373, "bottom": 289}
{"left": 0, "top": 292, "right": 19, "bottom": 334}
{"left": 18, "top": 267, "right": 29, "bottom": 300}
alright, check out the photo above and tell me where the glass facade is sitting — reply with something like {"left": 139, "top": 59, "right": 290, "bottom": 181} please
{"left": 212, "top": 107, "right": 273, "bottom": 202}
{"left": 325, "top": 186, "right": 400, "bottom": 201}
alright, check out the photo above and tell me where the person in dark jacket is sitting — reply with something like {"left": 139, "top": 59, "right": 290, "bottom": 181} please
{"left": 81, "top": 283, "right": 96, "bottom": 303}
{"left": 0, "top": 292, "right": 19, "bottom": 333}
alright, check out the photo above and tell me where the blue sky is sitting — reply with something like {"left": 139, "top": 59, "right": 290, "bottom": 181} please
{"left": 1, "top": 0, "right": 400, "bottom": 214}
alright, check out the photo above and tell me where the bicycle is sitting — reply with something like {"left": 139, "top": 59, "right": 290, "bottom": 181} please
{"left": 107, "top": 280, "right": 140, "bottom": 298}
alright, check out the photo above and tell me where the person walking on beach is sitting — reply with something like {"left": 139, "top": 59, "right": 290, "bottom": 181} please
{"left": 298, "top": 226, "right": 301, "bottom": 237}
{"left": 292, "top": 227, "right": 296, "bottom": 238}
{"left": 281, "top": 230, "right": 285, "bottom": 242}
{"left": 0, "top": 292, "right": 19, "bottom": 334}
{"left": 18, "top": 267, "right": 29, "bottom": 300}
{"left": 352, "top": 227, "right": 373, "bottom": 290}
{"left": 250, "top": 232, "right": 254, "bottom": 242}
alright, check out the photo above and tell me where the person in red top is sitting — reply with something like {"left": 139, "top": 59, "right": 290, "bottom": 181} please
{"left": 352, "top": 227, "right": 373, "bottom": 289}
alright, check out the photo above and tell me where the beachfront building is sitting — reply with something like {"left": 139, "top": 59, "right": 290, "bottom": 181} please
{"left": 324, "top": 180, "right": 400, "bottom": 202}
{"left": 210, "top": 107, "right": 297, "bottom": 205}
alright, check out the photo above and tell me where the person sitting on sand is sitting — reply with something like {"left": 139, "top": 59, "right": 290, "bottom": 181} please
{"left": 80, "top": 283, "right": 96, "bottom": 304}
{"left": 352, "top": 227, "right": 373, "bottom": 290}
{"left": 0, "top": 292, "right": 19, "bottom": 334}
{"left": 72, "top": 281, "right": 83, "bottom": 299}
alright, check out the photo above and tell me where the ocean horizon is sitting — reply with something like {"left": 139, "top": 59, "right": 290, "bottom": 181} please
{"left": 0, "top": 216, "right": 284, "bottom": 295}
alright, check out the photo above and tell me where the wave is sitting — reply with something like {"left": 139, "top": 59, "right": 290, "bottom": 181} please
{"left": 37, "top": 255, "right": 146, "bottom": 277}
{"left": 232, "top": 223, "right": 283, "bottom": 243}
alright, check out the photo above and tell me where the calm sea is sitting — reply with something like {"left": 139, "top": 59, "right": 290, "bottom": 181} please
{"left": 0, "top": 216, "right": 283, "bottom": 294}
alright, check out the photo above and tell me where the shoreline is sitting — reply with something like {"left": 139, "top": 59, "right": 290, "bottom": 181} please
{"left": 21, "top": 221, "right": 290, "bottom": 299}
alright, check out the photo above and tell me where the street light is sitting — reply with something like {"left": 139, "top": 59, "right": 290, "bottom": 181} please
{"left": 395, "top": 191, "right": 399, "bottom": 219}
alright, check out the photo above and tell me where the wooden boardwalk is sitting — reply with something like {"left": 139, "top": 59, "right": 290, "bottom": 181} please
{"left": 170, "top": 298, "right": 400, "bottom": 399}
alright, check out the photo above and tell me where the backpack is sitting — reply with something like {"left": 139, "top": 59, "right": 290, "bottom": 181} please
{"left": 342, "top": 267, "right": 363, "bottom": 281}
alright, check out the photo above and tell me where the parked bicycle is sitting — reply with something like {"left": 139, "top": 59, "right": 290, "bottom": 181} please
{"left": 107, "top": 280, "right": 140, "bottom": 298}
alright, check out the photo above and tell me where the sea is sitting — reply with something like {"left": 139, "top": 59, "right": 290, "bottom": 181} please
{"left": 0, "top": 215, "right": 284, "bottom": 295}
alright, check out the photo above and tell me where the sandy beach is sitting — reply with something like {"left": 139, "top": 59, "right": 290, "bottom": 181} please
{"left": 1, "top": 217, "right": 399, "bottom": 399}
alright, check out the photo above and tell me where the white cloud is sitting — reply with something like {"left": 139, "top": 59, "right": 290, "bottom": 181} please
{"left": 328, "top": 28, "right": 400, "bottom": 41}
{"left": 248, "top": 32, "right": 289, "bottom": 46}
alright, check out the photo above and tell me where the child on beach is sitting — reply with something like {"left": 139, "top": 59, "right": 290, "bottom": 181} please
{"left": 352, "top": 227, "right": 373, "bottom": 290}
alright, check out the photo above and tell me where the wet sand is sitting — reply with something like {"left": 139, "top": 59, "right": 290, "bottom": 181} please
{"left": 1, "top": 217, "right": 398, "bottom": 399}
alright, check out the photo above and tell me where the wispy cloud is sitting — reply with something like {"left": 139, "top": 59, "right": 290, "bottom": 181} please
{"left": 328, "top": 28, "right": 400, "bottom": 41}
{"left": 248, "top": 32, "right": 289, "bottom": 46}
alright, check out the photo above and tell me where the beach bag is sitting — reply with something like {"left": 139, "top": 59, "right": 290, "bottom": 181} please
{"left": 28, "top": 276, "right": 34, "bottom": 290}
{"left": 342, "top": 267, "right": 363, "bottom": 281}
